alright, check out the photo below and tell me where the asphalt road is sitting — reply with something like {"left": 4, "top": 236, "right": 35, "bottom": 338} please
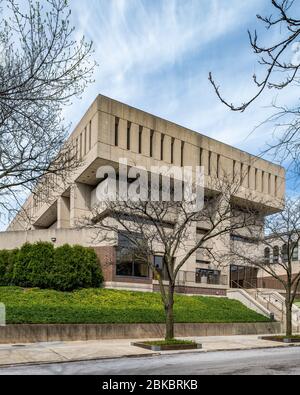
{"left": 1, "top": 347, "right": 300, "bottom": 375}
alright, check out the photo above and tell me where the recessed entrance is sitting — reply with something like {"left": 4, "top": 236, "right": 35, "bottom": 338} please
{"left": 230, "top": 265, "right": 258, "bottom": 289}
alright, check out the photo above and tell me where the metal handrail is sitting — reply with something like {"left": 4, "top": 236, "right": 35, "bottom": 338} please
{"left": 231, "top": 280, "right": 300, "bottom": 325}
{"left": 230, "top": 279, "right": 257, "bottom": 290}
{"left": 256, "top": 292, "right": 285, "bottom": 322}
{"left": 250, "top": 283, "right": 284, "bottom": 321}
{"left": 231, "top": 280, "right": 285, "bottom": 321}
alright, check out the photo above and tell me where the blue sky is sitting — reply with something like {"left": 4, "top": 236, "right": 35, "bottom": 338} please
{"left": 1, "top": 0, "right": 299, "bottom": 230}
{"left": 65, "top": 0, "right": 299, "bottom": 193}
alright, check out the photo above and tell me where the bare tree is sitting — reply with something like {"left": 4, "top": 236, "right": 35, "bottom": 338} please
{"left": 209, "top": 0, "right": 300, "bottom": 175}
{"left": 229, "top": 198, "right": 300, "bottom": 337}
{"left": 209, "top": 0, "right": 300, "bottom": 112}
{"left": 0, "top": 0, "right": 95, "bottom": 220}
{"left": 88, "top": 175, "right": 261, "bottom": 340}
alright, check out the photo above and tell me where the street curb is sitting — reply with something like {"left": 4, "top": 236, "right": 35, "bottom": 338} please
{"left": 0, "top": 352, "right": 159, "bottom": 369}
{"left": 1, "top": 343, "right": 300, "bottom": 369}
{"left": 164, "top": 343, "right": 300, "bottom": 356}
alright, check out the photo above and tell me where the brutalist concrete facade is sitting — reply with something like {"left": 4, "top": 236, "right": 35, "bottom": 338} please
{"left": 1, "top": 95, "right": 285, "bottom": 295}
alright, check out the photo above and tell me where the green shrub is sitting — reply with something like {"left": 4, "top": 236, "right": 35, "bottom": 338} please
{"left": 13, "top": 242, "right": 54, "bottom": 288}
{"left": 1, "top": 242, "right": 103, "bottom": 291}
{"left": 85, "top": 247, "right": 104, "bottom": 288}
{"left": 6, "top": 249, "right": 19, "bottom": 285}
{"left": 0, "top": 250, "right": 10, "bottom": 286}
{"left": 0, "top": 249, "right": 19, "bottom": 286}
{"left": 51, "top": 245, "right": 103, "bottom": 291}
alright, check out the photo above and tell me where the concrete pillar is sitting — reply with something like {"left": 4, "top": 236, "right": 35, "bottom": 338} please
{"left": 210, "top": 152, "right": 218, "bottom": 178}
{"left": 70, "top": 183, "right": 92, "bottom": 227}
{"left": 153, "top": 131, "right": 161, "bottom": 160}
{"left": 269, "top": 174, "right": 275, "bottom": 196}
{"left": 234, "top": 161, "right": 241, "bottom": 186}
{"left": 277, "top": 176, "right": 285, "bottom": 200}
{"left": 201, "top": 149, "right": 209, "bottom": 176}
{"left": 221, "top": 157, "right": 232, "bottom": 180}
{"left": 183, "top": 143, "right": 198, "bottom": 167}
{"left": 99, "top": 112, "right": 115, "bottom": 146}
{"left": 249, "top": 167, "right": 256, "bottom": 190}
{"left": 263, "top": 171, "right": 269, "bottom": 194}
{"left": 212, "top": 197, "right": 231, "bottom": 285}
{"left": 241, "top": 164, "right": 248, "bottom": 188}
{"left": 90, "top": 112, "right": 99, "bottom": 148}
{"left": 173, "top": 139, "right": 182, "bottom": 166}
{"left": 130, "top": 123, "right": 139, "bottom": 153}
{"left": 163, "top": 135, "right": 172, "bottom": 163}
{"left": 256, "top": 169, "right": 262, "bottom": 193}
{"left": 57, "top": 196, "right": 70, "bottom": 229}
{"left": 142, "top": 128, "right": 150, "bottom": 157}
{"left": 118, "top": 119, "right": 128, "bottom": 150}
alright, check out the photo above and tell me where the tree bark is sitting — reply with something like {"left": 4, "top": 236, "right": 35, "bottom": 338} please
{"left": 285, "top": 301, "right": 293, "bottom": 338}
{"left": 165, "top": 283, "right": 175, "bottom": 340}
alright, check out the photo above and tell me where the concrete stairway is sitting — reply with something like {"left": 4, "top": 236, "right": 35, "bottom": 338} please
{"left": 246, "top": 289, "right": 300, "bottom": 333}
{"left": 227, "top": 289, "right": 273, "bottom": 319}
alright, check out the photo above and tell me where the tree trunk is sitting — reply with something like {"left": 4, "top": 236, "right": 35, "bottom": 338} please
{"left": 165, "top": 284, "right": 175, "bottom": 340}
{"left": 285, "top": 301, "right": 293, "bottom": 338}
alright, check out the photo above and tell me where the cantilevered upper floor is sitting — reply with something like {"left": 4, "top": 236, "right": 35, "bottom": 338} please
{"left": 8, "top": 95, "right": 285, "bottom": 231}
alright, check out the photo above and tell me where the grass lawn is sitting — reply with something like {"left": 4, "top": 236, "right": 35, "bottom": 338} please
{"left": 0, "top": 287, "right": 270, "bottom": 324}
{"left": 295, "top": 301, "right": 300, "bottom": 307}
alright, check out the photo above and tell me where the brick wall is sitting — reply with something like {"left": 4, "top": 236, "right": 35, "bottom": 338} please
{"left": 93, "top": 246, "right": 116, "bottom": 282}
{"left": 93, "top": 246, "right": 152, "bottom": 284}
{"left": 258, "top": 274, "right": 300, "bottom": 292}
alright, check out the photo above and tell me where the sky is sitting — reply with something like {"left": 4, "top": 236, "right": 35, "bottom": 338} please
{"left": 66, "top": 0, "right": 299, "bottom": 175}
{"left": 1, "top": 0, "right": 300, "bottom": 230}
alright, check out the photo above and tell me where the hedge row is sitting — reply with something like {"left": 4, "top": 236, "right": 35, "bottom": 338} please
{"left": 0, "top": 242, "right": 103, "bottom": 291}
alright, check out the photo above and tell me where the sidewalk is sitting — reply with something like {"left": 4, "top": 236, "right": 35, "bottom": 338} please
{"left": 0, "top": 335, "right": 298, "bottom": 367}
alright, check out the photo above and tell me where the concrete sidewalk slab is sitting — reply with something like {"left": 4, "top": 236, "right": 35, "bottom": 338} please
{"left": 0, "top": 335, "right": 298, "bottom": 367}
{"left": 0, "top": 339, "right": 155, "bottom": 367}
{"left": 164, "top": 335, "right": 297, "bottom": 354}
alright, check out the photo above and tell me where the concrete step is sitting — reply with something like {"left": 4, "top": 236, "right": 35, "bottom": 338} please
{"left": 244, "top": 289, "right": 300, "bottom": 327}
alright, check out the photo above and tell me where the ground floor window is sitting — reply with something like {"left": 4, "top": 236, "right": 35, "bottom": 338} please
{"left": 116, "top": 258, "right": 149, "bottom": 278}
{"left": 153, "top": 255, "right": 169, "bottom": 281}
{"left": 230, "top": 265, "right": 258, "bottom": 288}
{"left": 196, "top": 269, "right": 220, "bottom": 285}
{"left": 116, "top": 232, "right": 149, "bottom": 278}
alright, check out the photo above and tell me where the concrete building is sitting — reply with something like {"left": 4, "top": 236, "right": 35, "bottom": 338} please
{"left": 0, "top": 95, "right": 286, "bottom": 296}
{"left": 258, "top": 237, "right": 300, "bottom": 290}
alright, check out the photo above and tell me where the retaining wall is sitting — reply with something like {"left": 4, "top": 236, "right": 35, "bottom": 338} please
{"left": 0, "top": 322, "right": 281, "bottom": 344}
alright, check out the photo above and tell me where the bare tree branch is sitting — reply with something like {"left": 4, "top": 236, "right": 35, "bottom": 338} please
{"left": 209, "top": 0, "right": 300, "bottom": 112}
{"left": 0, "top": 0, "right": 96, "bottom": 221}
{"left": 229, "top": 197, "right": 300, "bottom": 336}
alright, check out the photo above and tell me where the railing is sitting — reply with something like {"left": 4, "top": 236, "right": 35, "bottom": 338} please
{"left": 230, "top": 279, "right": 258, "bottom": 289}
{"left": 231, "top": 280, "right": 300, "bottom": 328}
{"left": 255, "top": 291, "right": 285, "bottom": 322}
{"left": 256, "top": 290, "right": 300, "bottom": 324}
{"left": 231, "top": 280, "right": 284, "bottom": 321}
{"left": 231, "top": 279, "right": 258, "bottom": 290}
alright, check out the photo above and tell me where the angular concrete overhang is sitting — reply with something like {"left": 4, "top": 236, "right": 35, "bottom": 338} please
{"left": 33, "top": 201, "right": 57, "bottom": 228}
{"left": 7, "top": 94, "right": 286, "bottom": 231}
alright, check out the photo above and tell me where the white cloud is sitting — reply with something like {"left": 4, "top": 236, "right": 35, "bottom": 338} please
{"left": 76, "top": 0, "right": 249, "bottom": 77}
{"left": 66, "top": 0, "right": 291, "bottom": 160}
{"left": 2, "top": 0, "right": 300, "bottom": 231}
{"left": 65, "top": 0, "right": 265, "bottom": 130}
